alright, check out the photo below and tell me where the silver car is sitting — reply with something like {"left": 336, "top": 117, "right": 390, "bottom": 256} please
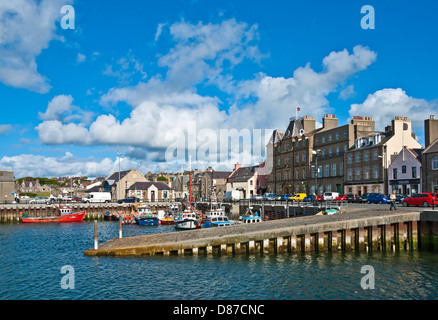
{"left": 30, "top": 196, "right": 51, "bottom": 204}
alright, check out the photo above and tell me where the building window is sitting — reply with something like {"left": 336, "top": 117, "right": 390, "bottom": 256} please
{"left": 365, "top": 152, "right": 369, "bottom": 161}
{"left": 356, "top": 153, "right": 360, "bottom": 163}
{"left": 329, "top": 134, "right": 332, "bottom": 142}
{"left": 374, "top": 167, "right": 379, "bottom": 179}
{"left": 412, "top": 167, "right": 417, "bottom": 178}
{"left": 336, "top": 132, "right": 340, "bottom": 140}
{"left": 374, "top": 150, "right": 378, "bottom": 160}
{"left": 329, "top": 148, "right": 332, "bottom": 157}
{"left": 325, "top": 165, "right": 330, "bottom": 177}
{"left": 332, "top": 163, "right": 337, "bottom": 176}
{"left": 348, "top": 169, "right": 353, "bottom": 181}
{"left": 336, "top": 146, "right": 340, "bottom": 156}
{"left": 322, "top": 149, "right": 326, "bottom": 158}
{"left": 318, "top": 166, "right": 323, "bottom": 178}
{"left": 393, "top": 168, "right": 398, "bottom": 179}
{"left": 340, "top": 162, "right": 343, "bottom": 176}
{"left": 302, "top": 153, "right": 306, "bottom": 163}
{"left": 364, "top": 168, "right": 370, "bottom": 180}
{"left": 432, "top": 156, "right": 438, "bottom": 170}
{"left": 296, "top": 154, "right": 300, "bottom": 163}
{"left": 344, "top": 130, "right": 347, "bottom": 138}
{"left": 402, "top": 165, "right": 407, "bottom": 174}
{"left": 348, "top": 155, "right": 352, "bottom": 164}
{"left": 356, "top": 169, "right": 361, "bottom": 180}
{"left": 322, "top": 136, "right": 326, "bottom": 144}
{"left": 344, "top": 144, "right": 348, "bottom": 152}
{"left": 303, "top": 168, "right": 306, "bottom": 179}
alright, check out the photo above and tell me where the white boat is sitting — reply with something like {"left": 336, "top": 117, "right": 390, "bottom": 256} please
{"left": 174, "top": 208, "right": 200, "bottom": 230}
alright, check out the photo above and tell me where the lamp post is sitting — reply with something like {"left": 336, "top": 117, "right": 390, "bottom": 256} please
{"left": 117, "top": 153, "right": 122, "bottom": 201}
{"left": 312, "top": 149, "right": 321, "bottom": 196}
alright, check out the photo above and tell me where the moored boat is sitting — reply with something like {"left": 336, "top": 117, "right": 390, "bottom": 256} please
{"left": 135, "top": 205, "right": 159, "bottom": 226}
{"left": 201, "top": 215, "right": 235, "bottom": 228}
{"left": 21, "top": 206, "right": 86, "bottom": 223}
{"left": 174, "top": 208, "right": 200, "bottom": 230}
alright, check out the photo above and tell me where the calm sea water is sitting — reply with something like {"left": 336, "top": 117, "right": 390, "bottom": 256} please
{"left": 1, "top": 221, "right": 438, "bottom": 300}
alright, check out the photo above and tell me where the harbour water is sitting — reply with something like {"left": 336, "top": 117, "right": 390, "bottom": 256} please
{"left": 1, "top": 221, "right": 438, "bottom": 300}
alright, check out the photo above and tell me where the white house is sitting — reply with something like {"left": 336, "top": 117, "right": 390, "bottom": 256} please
{"left": 388, "top": 147, "right": 423, "bottom": 196}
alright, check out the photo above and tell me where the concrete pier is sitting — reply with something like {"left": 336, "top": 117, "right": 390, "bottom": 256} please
{"left": 84, "top": 209, "right": 438, "bottom": 257}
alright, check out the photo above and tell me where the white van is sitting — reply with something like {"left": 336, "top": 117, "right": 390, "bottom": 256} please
{"left": 224, "top": 190, "right": 240, "bottom": 201}
{"left": 82, "top": 192, "right": 112, "bottom": 203}
{"left": 323, "top": 192, "right": 339, "bottom": 201}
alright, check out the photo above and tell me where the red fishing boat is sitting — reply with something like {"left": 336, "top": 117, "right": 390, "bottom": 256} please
{"left": 21, "top": 206, "right": 86, "bottom": 223}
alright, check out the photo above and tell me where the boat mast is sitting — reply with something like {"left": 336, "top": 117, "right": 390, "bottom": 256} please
{"left": 189, "top": 154, "right": 192, "bottom": 210}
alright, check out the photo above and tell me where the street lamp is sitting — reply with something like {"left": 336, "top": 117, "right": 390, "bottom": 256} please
{"left": 117, "top": 152, "right": 122, "bottom": 201}
{"left": 312, "top": 149, "right": 322, "bottom": 196}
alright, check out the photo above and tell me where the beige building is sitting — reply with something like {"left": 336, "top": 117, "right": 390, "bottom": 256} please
{"left": 102, "top": 168, "right": 148, "bottom": 201}
{"left": 344, "top": 116, "right": 421, "bottom": 195}
{"left": 127, "top": 182, "right": 174, "bottom": 202}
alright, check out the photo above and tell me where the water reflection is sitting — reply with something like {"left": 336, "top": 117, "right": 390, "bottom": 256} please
{"left": 1, "top": 223, "right": 438, "bottom": 300}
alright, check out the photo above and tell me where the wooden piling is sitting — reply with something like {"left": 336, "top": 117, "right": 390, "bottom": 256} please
{"left": 94, "top": 221, "right": 98, "bottom": 250}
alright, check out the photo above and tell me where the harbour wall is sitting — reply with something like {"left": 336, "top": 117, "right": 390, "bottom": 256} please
{"left": 84, "top": 209, "right": 438, "bottom": 257}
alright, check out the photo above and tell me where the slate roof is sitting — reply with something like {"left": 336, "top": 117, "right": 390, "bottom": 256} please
{"left": 424, "top": 138, "right": 438, "bottom": 154}
{"left": 228, "top": 166, "right": 257, "bottom": 183}
{"left": 128, "top": 182, "right": 172, "bottom": 190}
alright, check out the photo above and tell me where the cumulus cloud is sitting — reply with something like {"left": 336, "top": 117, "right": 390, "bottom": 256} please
{"left": 349, "top": 88, "right": 438, "bottom": 133}
{"left": 36, "top": 18, "right": 378, "bottom": 169}
{"left": 0, "top": 0, "right": 72, "bottom": 93}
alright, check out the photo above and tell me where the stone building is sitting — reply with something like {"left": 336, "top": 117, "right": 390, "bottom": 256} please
{"left": 127, "top": 182, "right": 174, "bottom": 202}
{"left": 200, "top": 167, "right": 232, "bottom": 201}
{"left": 0, "top": 171, "right": 15, "bottom": 204}
{"left": 101, "top": 168, "right": 148, "bottom": 201}
{"left": 344, "top": 116, "right": 421, "bottom": 195}
{"left": 226, "top": 162, "right": 266, "bottom": 199}
{"left": 422, "top": 115, "right": 438, "bottom": 193}
{"left": 268, "top": 113, "right": 375, "bottom": 195}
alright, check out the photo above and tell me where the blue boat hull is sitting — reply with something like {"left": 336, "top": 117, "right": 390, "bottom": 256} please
{"left": 136, "top": 218, "right": 159, "bottom": 226}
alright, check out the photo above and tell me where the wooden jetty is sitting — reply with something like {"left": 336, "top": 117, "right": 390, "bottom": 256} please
{"left": 84, "top": 208, "right": 438, "bottom": 257}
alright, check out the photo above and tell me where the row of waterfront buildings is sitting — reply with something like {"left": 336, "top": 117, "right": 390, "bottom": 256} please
{"left": 267, "top": 114, "right": 438, "bottom": 197}
{"left": 0, "top": 113, "right": 437, "bottom": 204}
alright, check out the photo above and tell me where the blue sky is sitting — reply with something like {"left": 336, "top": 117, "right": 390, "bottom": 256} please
{"left": 0, "top": 0, "right": 437, "bottom": 178}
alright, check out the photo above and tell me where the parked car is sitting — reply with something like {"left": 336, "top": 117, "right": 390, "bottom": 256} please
{"left": 71, "top": 196, "right": 81, "bottom": 202}
{"left": 289, "top": 193, "right": 307, "bottom": 202}
{"left": 323, "top": 192, "right": 339, "bottom": 201}
{"left": 335, "top": 194, "right": 347, "bottom": 201}
{"left": 250, "top": 194, "right": 263, "bottom": 200}
{"left": 367, "top": 193, "right": 390, "bottom": 204}
{"left": 276, "top": 194, "right": 292, "bottom": 201}
{"left": 346, "top": 194, "right": 360, "bottom": 203}
{"left": 359, "top": 193, "right": 370, "bottom": 203}
{"left": 402, "top": 193, "right": 438, "bottom": 207}
{"left": 117, "top": 196, "right": 140, "bottom": 204}
{"left": 262, "top": 193, "right": 277, "bottom": 201}
{"left": 303, "top": 195, "right": 314, "bottom": 202}
{"left": 29, "top": 196, "right": 51, "bottom": 204}
{"left": 395, "top": 194, "right": 408, "bottom": 204}
{"left": 316, "top": 194, "right": 324, "bottom": 201}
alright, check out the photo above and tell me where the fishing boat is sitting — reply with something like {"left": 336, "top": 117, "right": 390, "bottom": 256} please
{"left": 160, "top": 209, "right": 175, "bottom": 225}
{"left": 239, "top": 207, "right": 262, "bottom": 224}
{"left": 174, "top": 208, "right": 200, "bottom": 230}
{"left": 21, "top": 206, "right": 86, "bottom": 223}
{"left": 135, "top": 205, "right": 159, "bottom": 226}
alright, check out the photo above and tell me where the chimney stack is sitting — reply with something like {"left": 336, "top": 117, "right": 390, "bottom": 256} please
{"left": 425, "top": 115, "right": 438, "bottom": 148}
{"left": 322, "top": 114, "right": 338, "bottom": 130}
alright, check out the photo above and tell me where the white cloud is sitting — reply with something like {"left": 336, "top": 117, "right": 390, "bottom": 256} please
{"left": 103, "top": 50, "right": 147, "bottom": 84}
{"left": 0, "top": 152, "right": 137, "bottom": 178}
{"left": 349, "top": 88, "right": 438, "bottom": 134}
{"left": 76, "top": 53, "right": 86, "bottom": 63}
{"left": 0, "top": 0, "right": 72, "bottom": 93}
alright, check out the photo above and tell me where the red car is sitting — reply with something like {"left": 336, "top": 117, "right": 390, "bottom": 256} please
{"left": 335, "top": 194, "right": 347, "bottom": 201}
{"left": 316, "top": 194, "right": 324, "bottom": 201}
{"left": 402, "top": 193, "right": 438, "bottom": 207}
